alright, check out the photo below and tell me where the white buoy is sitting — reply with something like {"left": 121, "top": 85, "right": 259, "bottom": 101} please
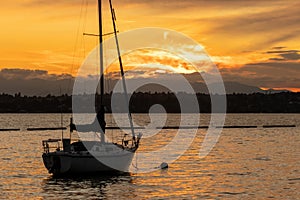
{"left": 160, "top": 162, "right": 168, "bottom": 169}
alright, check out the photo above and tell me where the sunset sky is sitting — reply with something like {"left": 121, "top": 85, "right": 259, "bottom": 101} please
{"left": 1, "top": 0, "right": 300, "bottom": 92}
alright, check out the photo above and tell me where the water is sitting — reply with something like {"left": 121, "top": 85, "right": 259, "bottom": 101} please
{"left": 0, "top": 114, "right": 299, "bottom": 199}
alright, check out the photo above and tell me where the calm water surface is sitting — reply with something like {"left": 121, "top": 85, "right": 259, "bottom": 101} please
{"left": 0, "top": 114, "right": 299, "bottom": 199}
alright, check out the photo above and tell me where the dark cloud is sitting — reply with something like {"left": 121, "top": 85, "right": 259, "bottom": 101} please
{"left": 280, "top": 52, "right": 300, "bottom": 61}
{"left": 0, "top": 68, "right": 47, "bottom": 79}
{"left": 1, "top": 65, "right": 299, "bottom": 95}
{"left": 271, "top": 46, "right": 286, "bottom": 50}
{"left": 220, "top": 61, "right": 300, "bottom": 89}
{"left": 0, "top": 69, "right": 74, "bottom": 96}
{"left": 0, "top": 68, "right": 73, "bottom": 80}
{"left": 266, "top": 50, "right": 299, "bottom": 54}
{"left": 246, "top": 62, "right": 300, "bottom": 72}
{"left": 266, "top": 49, "right": 300, "bottom": 61}
{"left": 269, "top": 58, "right": 285, "bottom": 61}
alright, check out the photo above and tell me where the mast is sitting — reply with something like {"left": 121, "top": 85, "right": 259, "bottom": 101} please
{"left": 98, "top": 0, "right": 104, "bottom": 105}
{"left": 109, "top": 0, "right": 136, "bottom": 139}
{"left": 98, "top": 0, "right": 106, "bottom": 143}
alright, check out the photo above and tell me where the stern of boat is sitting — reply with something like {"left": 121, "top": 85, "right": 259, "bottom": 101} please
{"left": 42, "top": 139, "right": 72, "bottom": 175}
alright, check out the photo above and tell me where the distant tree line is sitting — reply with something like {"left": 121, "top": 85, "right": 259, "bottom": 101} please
{"left": 0, "top": 92, "right": 300, "bottom": 113}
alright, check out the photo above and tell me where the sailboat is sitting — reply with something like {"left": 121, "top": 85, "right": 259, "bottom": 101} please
{"left": 42, "top": 0, "right": 142, "bottom": 175}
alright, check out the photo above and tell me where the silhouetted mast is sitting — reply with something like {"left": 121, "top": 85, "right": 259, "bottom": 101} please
{"left": 98, "top": 0, "right": 104, "bottom": 105}
{"left": 98, "top": 0, "right": 105, "bottom": 142}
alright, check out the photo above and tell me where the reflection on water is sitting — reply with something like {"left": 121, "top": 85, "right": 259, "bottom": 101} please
{"left": 42, "top": 174, "right": 134, "bottom": 199}
{"left": 0, "top": 114, "right": 299, "bottom": 199}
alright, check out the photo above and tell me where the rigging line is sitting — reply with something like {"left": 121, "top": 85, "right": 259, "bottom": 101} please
{"left": 69, "top": 0, "right": 86, "bottom": 93}
{"left": 109, "top": 0, "right": 136, "bottom": 139}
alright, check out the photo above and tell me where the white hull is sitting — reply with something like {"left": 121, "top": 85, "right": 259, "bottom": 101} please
{"left": 42, "top": 143, "right": 136, "bottom": 175}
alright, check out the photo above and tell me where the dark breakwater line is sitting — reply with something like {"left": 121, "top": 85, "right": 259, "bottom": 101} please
{"left": 263, "top": 125, "right": 296, "bottom": 128}
{"left": 0, "top": 128, "right": 20, "bottom": 132}
{"left": 27, "top": 127, "right": 67, "bottom": 131}
{"left": 0, "top": 125, "right": 298, "bottom": 132}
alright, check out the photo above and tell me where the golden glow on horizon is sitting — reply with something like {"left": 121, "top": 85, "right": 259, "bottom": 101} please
{"left": 260, "top": 87, "right": 300, "bottom": 93}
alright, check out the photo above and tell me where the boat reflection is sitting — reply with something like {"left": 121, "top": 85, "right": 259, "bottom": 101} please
{"left": 41, "top": 173, "right": 136, "bottom": 199}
